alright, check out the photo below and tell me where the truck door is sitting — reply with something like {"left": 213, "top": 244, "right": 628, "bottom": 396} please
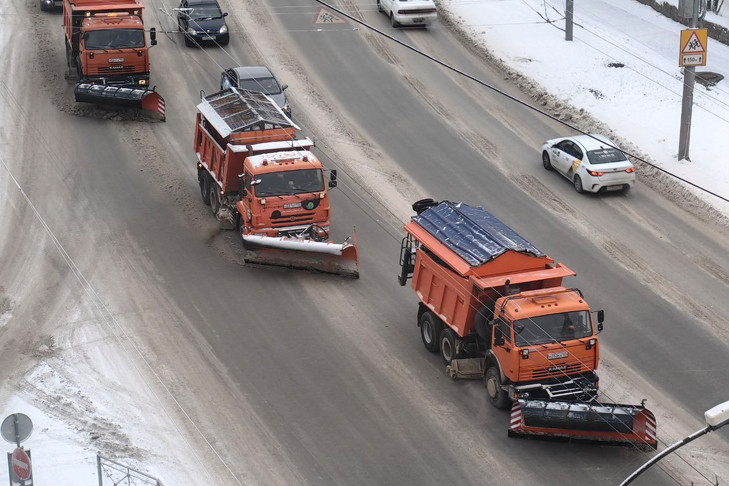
{"left": 492, "top": 318, "right": 515, "bottom": 378}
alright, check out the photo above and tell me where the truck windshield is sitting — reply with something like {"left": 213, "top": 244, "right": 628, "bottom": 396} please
{"left": 253, "top": 169, "right": 324, "bottom": 197}
{"left": 85, "top": 29, "right": 145, "bottom": 50}
{"left": 513, "top": 311, "right": 592, "bottom": 347}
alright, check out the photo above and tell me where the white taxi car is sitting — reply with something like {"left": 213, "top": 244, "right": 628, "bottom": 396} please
{"left": 541, "top": 134, "right": 636, "bottom": 193}
{"left": 377, "top": 0, "right": 437, "bottom": 28}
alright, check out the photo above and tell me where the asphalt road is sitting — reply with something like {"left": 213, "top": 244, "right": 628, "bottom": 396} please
{"left": 1, "top": 0, "right": 728, "bottom": 484}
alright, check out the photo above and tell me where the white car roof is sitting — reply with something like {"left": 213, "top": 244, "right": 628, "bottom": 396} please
{"left": 571, "top": 134, "right": 615, "bottom": 151}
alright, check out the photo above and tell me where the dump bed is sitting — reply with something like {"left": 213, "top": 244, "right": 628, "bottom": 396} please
{"left": 67, "top": 0, "right": 141, "bottom": 7}
{"left": 405, "top": 202, "right": 575, "bottom": 336}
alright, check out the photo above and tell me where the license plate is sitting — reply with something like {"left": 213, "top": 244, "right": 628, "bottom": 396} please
{"left": 413, "top": 17, "right": 424, "bottom": 22}
{"left": 203, "top": 35, "right": 216, "bottom": 40}
{"left": 607, "top": 185, "right": 623, "bottom": 191}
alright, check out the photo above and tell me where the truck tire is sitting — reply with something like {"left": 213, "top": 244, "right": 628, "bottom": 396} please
{"left": 210, "top": 182, "right": 221, "bottom": 215}
{"left": 419, "top": 312, "right": 442, "bottom": 353}
{"left": 439, "top": 327, "right": 457, "bottom": 365}
{"left": 200, "top": 171, "right": 211, "bottom": 205}
{"left": 485, "top": 367, "right": 510, "bottom": 410}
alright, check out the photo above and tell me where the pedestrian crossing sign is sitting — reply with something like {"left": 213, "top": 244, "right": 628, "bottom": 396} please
{"left": 679, "top": 29, "right": 708, "bottom": 67}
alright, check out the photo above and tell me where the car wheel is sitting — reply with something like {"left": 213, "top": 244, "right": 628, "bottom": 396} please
{"left": 485, "top": 367, "right": 510, "bottom": 409}
{"left": 622, "top": 184, "right": 631, "bottom": 194}
{"left": 390, "top": 13, "right": 399, "bottom": 27}
{"left": 39, "top": 0, "right": 47, "bottom": 11}
{"left": 377, "top": 0, "right": 382, "bottom": 12}
{"left": 573, "top": 175, "right": 584, "bottom": 193}
{"left": 184, "top": 35, "right": 193, "bottom": 47}
{"left": 542, "top": 151, "right": 553, "bottom": 171}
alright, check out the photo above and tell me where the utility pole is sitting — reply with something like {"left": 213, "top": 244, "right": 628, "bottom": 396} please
{"left": 678, "top": 0, "right": 700, "bottom": 160}
{"left": 565, "top": 0, "right": 574, "bottom": 41}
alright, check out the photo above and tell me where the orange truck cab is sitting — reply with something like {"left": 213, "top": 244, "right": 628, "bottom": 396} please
{"left": 63, "top": 0, "right": 156, "bottom": 87}
{"left": 399, "top": 200, "right": 603, "bottom": 409}
{"left": 194, "top": 88, "right": 336, "bottom": 235}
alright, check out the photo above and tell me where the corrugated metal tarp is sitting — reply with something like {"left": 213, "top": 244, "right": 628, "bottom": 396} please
{"left": 413, "top": 202, "right": 544, "bottom": 266}
{"left": 197, "top": 88, "right": 296, "bottom": 138}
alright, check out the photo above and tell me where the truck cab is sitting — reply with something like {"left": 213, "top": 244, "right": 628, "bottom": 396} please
{"left": 488, "top": 287, "right": 601, "bottom": 404}
{"left": 237, "top": 151, "right": 335, "bottom": 239}
{"left": 77, "top": 15, "right": 153, "bottom": 85}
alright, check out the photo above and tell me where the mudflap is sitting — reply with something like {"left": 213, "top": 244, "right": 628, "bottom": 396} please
{"left": 508, "top": 399, "right": 657, "bottom": 450}
{"left": 241, "top": 229, "right": 359, "bottom": 278}
{"left": 74, "top": 83, "right": 166, "bottom": 120}
{"left": 446, "top": 358, "right": 485, "bottom": 380}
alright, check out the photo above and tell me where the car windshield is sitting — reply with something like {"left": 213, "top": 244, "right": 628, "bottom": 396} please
{"left": 85, "top": 29, "right": 145, "bottom": 50}
{"left": 253, "top": 169, "right": 324, "bottom": 197}
{"left": 238, "top": 77, "right": 281, "bottom": 95}
{"left": 188, "top": 5, "right": 223, "bottom": 20}
{"left": 587, "top": 147, "right": 628, "bottom": 164}
{"left": 513, "top": 311, "right": 592, "bottom": 347}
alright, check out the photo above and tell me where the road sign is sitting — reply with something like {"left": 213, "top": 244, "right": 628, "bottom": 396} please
{"left": 679, "top": 28, "right": 708, "bottom": 67}
{"left": 10, "top": 449, "right": 31, "bottom": 481}
{"left": 1, "top": 415, "right": 33, "bottom": 445}
{"left": 313, "top": 7, "right": 346, "bottom": 24}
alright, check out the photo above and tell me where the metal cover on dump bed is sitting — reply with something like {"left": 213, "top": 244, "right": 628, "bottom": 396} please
{"left": 412, "top": 202, "right": 544, "bottom": 267}
{"left": 197, "top": 88, "right": 297, "bottom": 139}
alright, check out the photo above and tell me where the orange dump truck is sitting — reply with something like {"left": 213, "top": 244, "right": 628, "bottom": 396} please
{"left": 195, "top": 88, "right": 358, "bottom": 277}
{"left": 398, "top": 199, "right": 656, "bottom": 448}
{"left": 63, "top": 0, "right": 165, "bottom": 118}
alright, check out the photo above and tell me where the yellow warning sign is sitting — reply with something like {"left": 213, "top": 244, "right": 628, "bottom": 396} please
{"left": 679, "top": 28, "right": 708, "bottom": 67}
{"left": 313, "top": 7, "right": 346, "bottom": 24}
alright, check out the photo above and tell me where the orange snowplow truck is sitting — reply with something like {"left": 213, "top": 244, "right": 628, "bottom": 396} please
{"left": 398, "top": 200, "right": 657, "bottom": 448}
{"left": 63, "top": 0, "right": 165, "bottom": 119}
{"left": 195, "top": 88, "right": 359, "bottom": 277}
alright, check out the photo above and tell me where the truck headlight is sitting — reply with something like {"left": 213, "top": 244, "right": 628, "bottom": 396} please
{"left": 187, "top": 28, "right": 197, "bottom": 35}
{"left": 138, "top": 79, "right": 147, "bottom": 85}
{"left": 219, "top": 25, "right": 228, "bottom": 34}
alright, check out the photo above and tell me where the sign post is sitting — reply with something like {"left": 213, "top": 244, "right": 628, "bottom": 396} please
{"left": 2, "top": 414, "right": 34, "bottom": 486}
{"left": 678, "top": 0, "right": 709, "bottom": 160}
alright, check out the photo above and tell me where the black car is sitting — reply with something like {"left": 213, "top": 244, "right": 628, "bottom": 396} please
{"left": 178, "top": 0, "right": 229, "bottom": 47}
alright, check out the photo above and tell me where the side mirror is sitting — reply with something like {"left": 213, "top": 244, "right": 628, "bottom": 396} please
{"left": 150, "top": 27, "right": 157, "bottom": 46}
{"left": 223, "top": 12, "right": 229, "bottom": 17}
{"left": 281, "top": 84, "right": 288, "bottom": 91}
{"left": 597, "top": 309, "right": 604, "bottom": 324}
{"left": 328, "top": 169, "right": 338, "bottom": 188}
{"left": 237, "top": 175, "right": 247, "bottom": 197}
{"left": 597, "top": 322, "right": 604, "bottom": 333}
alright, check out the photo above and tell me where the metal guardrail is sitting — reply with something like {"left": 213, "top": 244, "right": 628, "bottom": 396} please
{"left": 97, "top": 454, "right": 162, "bottom": 486}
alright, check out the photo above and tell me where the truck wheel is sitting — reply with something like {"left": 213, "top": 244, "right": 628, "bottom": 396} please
{"left": 210, "top": 183, "right": 221, "bottom": 215}
{"left": 542, "top": 151, "right": 553, "bottom": 170}
{"left": 200, "top": 172, "right": 211, "bottom": 205}
{"left": 439, "top": 328, "right": 457, "bottom": 365}
{"left": 419, "top": 312, "right": 442, "bottom": 353}
{"left": 485, "top": 367, "right": 510, "bottom": 410}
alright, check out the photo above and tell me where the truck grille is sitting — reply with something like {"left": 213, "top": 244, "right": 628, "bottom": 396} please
{"left": 527, "top": 363, "right": 583, "bottom": 380}
{"left": 270, "top": 215, "right": 315, "bottom": 227}
{"left": 92, "top": 66, "right": 138, "bottom": 74}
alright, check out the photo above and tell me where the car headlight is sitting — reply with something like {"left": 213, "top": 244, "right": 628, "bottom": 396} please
{"left": 283, "top": 104, "right": 290, "bottom": 113}
{"left": 219, "top": 25, "right": 228, "bottom": 34}
{"left": 187, "top": 27, "right": 197, "bottom": 35}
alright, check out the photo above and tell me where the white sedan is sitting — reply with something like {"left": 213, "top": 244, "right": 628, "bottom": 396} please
{"left": 377, "top": 0, "right": 437, "bottom": 27}
{"left": 541, "top": 134, "right": 636, "bottom": 193}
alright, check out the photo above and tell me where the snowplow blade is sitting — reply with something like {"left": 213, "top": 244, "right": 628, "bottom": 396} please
{"left": 509, "top": 399, "right": 657, "bottom": 450}
{"left": 241, "top": 231, "right": 359, "bottom": 278}
{"left": 74, "top": 83, "right": 166, "bottom": 120}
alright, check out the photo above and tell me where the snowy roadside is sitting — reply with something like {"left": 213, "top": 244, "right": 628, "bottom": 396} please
{"left": 438, "top": 0, "right": 729, "bottom": 220}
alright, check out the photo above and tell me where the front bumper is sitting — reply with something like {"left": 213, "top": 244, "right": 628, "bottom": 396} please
{"left": 81, "top": 73, "right": 151, "bottom": 89}
{"left": 509, "top": 371, "right": 599, "bottom": 402}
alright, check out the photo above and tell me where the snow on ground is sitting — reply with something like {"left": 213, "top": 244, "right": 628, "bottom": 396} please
{"left": 442, "top": 0, "right": 729, "bottom": 214}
